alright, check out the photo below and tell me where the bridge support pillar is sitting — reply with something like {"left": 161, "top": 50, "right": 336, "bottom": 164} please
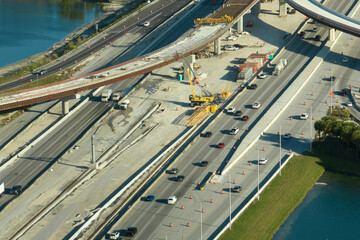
{"left": 61, "top": 94, "right": 80, "bottom": 115}
{"left": 328, "top": 28, "right": 335, "bottom": 41}
{"left": 279, "top": 0, "right": 287, "bottom": 18}
{"left": 214, "top": 38, "right": 221, "bottom": 56}
{"left": 183, "top": 55, "right": 195, "bottom": 82}
{"left": 252, "top": 1, "right": 261, "bottom": 16}
{"left": 237, "top": 16, "right": 243, "bottom": 33}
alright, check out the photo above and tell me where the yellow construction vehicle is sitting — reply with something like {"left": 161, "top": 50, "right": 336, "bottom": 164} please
{"left": 187, "top": 68, "right": 214, "bottom": 107}
{"left": 194, "top": 16, "right": 233, "bottom": 25}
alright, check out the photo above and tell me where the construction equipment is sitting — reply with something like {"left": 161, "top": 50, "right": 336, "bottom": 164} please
{"left": 187, "top": 68, "right": 214, "bottom": 107}
{"left": 186, "top": 105, "right": 217, "bottom": 127}
{"left": 194, "top": 16, "right": 233, "bottom": 25}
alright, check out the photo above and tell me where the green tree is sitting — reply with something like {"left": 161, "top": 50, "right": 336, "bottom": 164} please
{"left": 351, "top": 128, "right": 360, "bottom": 160}
{"left": 314, "top": 119, "right": 326, "bottom": 139}
{"left": 341, "top": 122, "right": 357, "bottom": 147}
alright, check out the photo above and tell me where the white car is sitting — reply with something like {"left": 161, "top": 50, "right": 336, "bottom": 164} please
{"left": 346, "top": 101, "right": 353, "bottom": 107}
{"left": 227, "top": 107, "right": 236, "bottom": 113}
{"left": 258, "top": 73, "right": 266, "bottom": 79}
{"left": 230, "top": 126, "right": 239, "bottom": 135}
{"left": 168, "top": 195, "right": 177, "bottom": 205}
{"left": 252, "top": 102, "right": 261, "bottom": 109}
{"left": 300, "top": 113, "right": 309, "bottom": 120}
{"left": 259, "top": 158, "right": 268, "bottom": 165}
{"left": 109, "top": 232, "right": 120, "bottom": 239}
{"left": 284, "top": 133, "right": 291, "bottom": 139}
{"left": 342, "top": 57, "right": 349, "bottom": 63}
{"left": 143, "top": 21, "right": 150, "bottom": 27}
{"left": 224, "top": 45, "right": 238, "bottom": 51}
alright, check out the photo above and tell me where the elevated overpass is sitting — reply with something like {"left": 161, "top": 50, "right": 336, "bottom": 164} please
{"left": 0, "top": 0, "right": 259, "bottom": 111}
{"left": 287, "top": 0, "right": 360, "bottom": 37}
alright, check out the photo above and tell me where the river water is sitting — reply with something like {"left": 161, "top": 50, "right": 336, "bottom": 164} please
{"left": 0, "top": 0, "right": 102, "bottom": 68}
{"left": 273, "top": 171, "right": 360, "bottom": 240}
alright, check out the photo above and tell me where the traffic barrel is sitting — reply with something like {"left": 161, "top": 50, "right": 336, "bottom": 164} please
{"left": 263, "top": 147, "right": 265, "bottom": 151}
{"left": 249, "top": 161, "right": 252, "bottom": 166}
{"left": 233, "top": 179, "right": 236, "bottom": 184}
{"left": 187, "top": 222, "right": 190, "bottom": 227}
{"left": 181, "top": 205, "right": 184, "bottom": 209}
{"left": 210, "top": 198, "right": 213, "bottom": 203}
{"left": 169, "top": 222, "right": 172, "bottom": 227}
{"left": 190, "top": 194, "right": 192, "bottom": 199}
{"left": 202, "top": 208, "right": 204, "bottom": 213}
{"left": 243, "top": 171, "right": 245, "bottom": 175}
{"left": 302, "top": 131, "right": 304, "bottom": 135}
{"left": 221, "top": 190, "right": 223, "bottom": 194}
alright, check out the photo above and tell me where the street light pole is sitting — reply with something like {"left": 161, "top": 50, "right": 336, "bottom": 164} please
{"left": 200, "top": 203, "right": 203, "bottom": 240}
{"left": 229, "top": 174, "right": 232, "bottom": 230}
{"left": 91, "top": 135, "right": 96, "bottom": 163}
{"left": 310, "top": 105, "right": 313, "bottom": 152}
{"left": 330, "top": 77, "right": 333, "bottom": 114}
{"left": 257, "top": 148, "right": 260, "bottom": 200}
{"left": 279, "top": 125, "right": 282, "bottom": 176}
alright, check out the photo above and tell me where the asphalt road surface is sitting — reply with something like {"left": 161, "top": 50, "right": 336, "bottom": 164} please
{"left": 98, "top": 1, "right": 356, "bottom": 239}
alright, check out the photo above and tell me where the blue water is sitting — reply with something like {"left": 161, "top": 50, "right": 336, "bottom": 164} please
{"left": 273, "top": 171, "right": 360, "bottom": 240}
{"left": 0, "top": 0, "right": 102, "bottom": 67}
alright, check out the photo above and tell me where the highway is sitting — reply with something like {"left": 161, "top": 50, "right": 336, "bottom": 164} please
{"left": 0, "top": 0, "right": 216, "bottom": 219}
{"left": 0, "top": 0, "right": 194, "bottom": 91}
{"left": 97, "top": 0, "right": 357, "bottom": 239}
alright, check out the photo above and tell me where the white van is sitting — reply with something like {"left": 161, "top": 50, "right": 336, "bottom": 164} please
{"left": 168, "top": 195, "right": 177, "bottom": 205}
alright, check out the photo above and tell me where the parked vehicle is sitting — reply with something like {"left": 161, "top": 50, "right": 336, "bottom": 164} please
{"left": 300, "top": 113, "right": 309, "bottom": 120}
{"left": 0, "top": 182, "right": 4, "bottom": 196}
{"left": 237, "top": 67, "right": 253, "bottom": 82}
{"left": 168, "top": 195, "right": 177, "bottom": 205}
{"left": 125, "top": 227, "right": 138, "bottom": 237}
{"left": 224, "top": 45, "right": 238, "bottom": 51}
{"left": 10, "top": 185, "right": 22, "bottom": 195}
{"left": 101, "top": 89, "right": 112, "bottom": 102}
{"left": 273, "top": 59, "right": 288, "bottom": 76}
{"left": 119, "top": 99, "right": 130, "bottom": 110}
{"left": 259, "top": 158, "right": 268, "bottom": 165}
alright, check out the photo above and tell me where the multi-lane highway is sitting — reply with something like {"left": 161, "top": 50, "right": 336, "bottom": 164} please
{"left": 0, "top": 0, "right": 194, "bottom": 91}
{"left": 97, "top": 0, "right": 358, "bottom": 239}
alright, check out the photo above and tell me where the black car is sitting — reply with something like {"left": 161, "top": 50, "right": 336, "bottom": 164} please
{"left": 232, "top": 186, "right": 242, "bottom": 193}
{"left": 248, "top": 84, "right": 257, "bottom": 89}
{"left": 10, "top": 185, "right": 22, "bottom": 195}
{"left": 39, "top": 69, "right": 47, "bottom": 75}
{"left": 204, "top": 131, "right": 212, "bottom": 137}
{"left": 330, "top": 76, "right": 336, "bottom": 81}
{"left": 125, "top": 227, "right": 137, "bottom": 237}
{"left": 315, "top": 35, "right": 321, "bottom": 41}
{"left": 234, "top": 110, "right": 242, "bottom": 116}
{"left": 200, "top": 161, "right": 208, "bottom": 167}
{"left": 176, "top": 175, "right": 185, "bottom": 182}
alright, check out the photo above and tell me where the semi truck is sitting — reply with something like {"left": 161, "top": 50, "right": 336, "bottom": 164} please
{"left": 273, "top": 59, "right": 288, "bottom": 76}
{"left": 101, "top": 89, "right": 112, "bottom": 102}
{"left": 119, "top": 99, "right": 130, "bottom": 110}
{"left": 0, "top": 182, "right": 4, "bottom": 196}
{"left": 237, "top": 67, "right": 253, "bottom": 83}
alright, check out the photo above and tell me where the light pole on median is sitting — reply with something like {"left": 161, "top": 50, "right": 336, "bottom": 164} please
{"left": 200, "top": 203, "right": 203, "bottom": 240}
{"left": 310, "top": 105, "right": 313, "bottom": 152}
{"left": 229, "top": 174, "right": 232, "bottom": 230}
{"left": 279, "top": 125, "right": 282, "bottom": 176}
{"left": 257, "top": 148, "right": 260, "bottom": 200}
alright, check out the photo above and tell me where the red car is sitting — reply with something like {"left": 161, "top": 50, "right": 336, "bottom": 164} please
{"left": 242, "top": 115, "right": 249, "bottom": 121}
{"left": 217, "top": 142, "right": 225, "bottom": 148}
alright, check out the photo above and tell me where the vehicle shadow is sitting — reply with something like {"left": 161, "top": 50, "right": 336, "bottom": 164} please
{"left": 155, "top": 199, "right": 168, "bottom": 204}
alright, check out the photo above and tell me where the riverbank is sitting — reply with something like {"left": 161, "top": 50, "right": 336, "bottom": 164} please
{"left": 220, "top": 153, "right": 360, "bottom": 240}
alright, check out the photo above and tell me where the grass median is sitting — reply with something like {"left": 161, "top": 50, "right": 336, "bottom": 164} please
{"left": 220, "top": 155, "right": 325, "bottom": 240}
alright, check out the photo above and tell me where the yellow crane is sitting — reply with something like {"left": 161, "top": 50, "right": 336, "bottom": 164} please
{"left": 194, "top": 16, "right": 234, "bottom": 25}
{"left": 187, "top": 68, "right": 214, "bottom": 107}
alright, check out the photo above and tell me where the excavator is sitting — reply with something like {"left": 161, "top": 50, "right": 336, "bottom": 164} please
{"left": 187, "top": 68, "right": 214, "bottom": 107}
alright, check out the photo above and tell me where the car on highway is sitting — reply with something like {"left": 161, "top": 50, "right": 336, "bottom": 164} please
{"left": 143, "top": 21, "right": 150, "bottom": 27}
{"left": 169, "top": 168, "right": 178, "bottom": 174}
{"left": 248, "top": 84, "right": 257, "bottom": 89}
{"left": 232, "top": 186, "right": 242, "bottom": 192}
{"left": 168, "top": 195, "right": 177, "bottom": 205}
{"left": 259, "top": 158, "right": 268, "bottom": 165}
{"left": 145, "top": 195, "right": 155, "bottom": 201}
{"left": 203, "top": 131, "right": 212, "bottom": 137}
{"left": 200, "top": 161, "right": 208, "bottom": 167}
{"left": 346, "top": 101, "right": 353, "bottom": 107}
{"left": 341, "top": 89, "right": 348, "bottom": 96}
{"left": 283, "top": 133, "right": 292, "bottom": 139}
{"left": 176, "top": 175, "right": 185, "bottom": 182}
{"left": 342, "top": 57, "right": 349, "bottom": 63}
{"left": 330, "top": 76, "right": 336, "bottom": 81}
{"left": 10, "top": 185, "right": 22, "bottom": 195}
{"left": 242, "top": 115, "right": 249, "bottom": 121}
{"left": 252, "top": 102, "right": 261, "bottom": 109}
{"left": 109, "top": 231, "right": 120, "bottom": 239}
{"left": 227, "top": 107, "right": 236, "bottom": 114}
{"left": 258, "top": 73, "right": 266, "bottom": 79}
{"left": 125, "top": 227, "right": 138, "bottom": 237}
{"left": 230, "top": 126, "right": 239, "bottom": 135}
{"left": 234, "top": 110, "right": 242, "bottom": 116}
{"left": 223, "top": 45, "right": 238, "bottom": 51}
{"left": 39, "top": 69, "right": 47, "bottom": 75}
{"left": 300, "top": 113, "right": 309, "bottom": 120}
{"left": 217, "top": 142, "right": 225, "bottom": 148}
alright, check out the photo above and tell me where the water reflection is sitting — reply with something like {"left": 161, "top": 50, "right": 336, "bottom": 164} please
{"left": 55, "top": 0, "right": 102, "bottom": 21}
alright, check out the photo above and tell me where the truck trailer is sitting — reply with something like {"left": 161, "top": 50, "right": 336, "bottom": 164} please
{"left": 273, "top": 59, "right": 288, "bottom": 76}
{"left": 101, "top": 89, "right": 112, "bottom": 102}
